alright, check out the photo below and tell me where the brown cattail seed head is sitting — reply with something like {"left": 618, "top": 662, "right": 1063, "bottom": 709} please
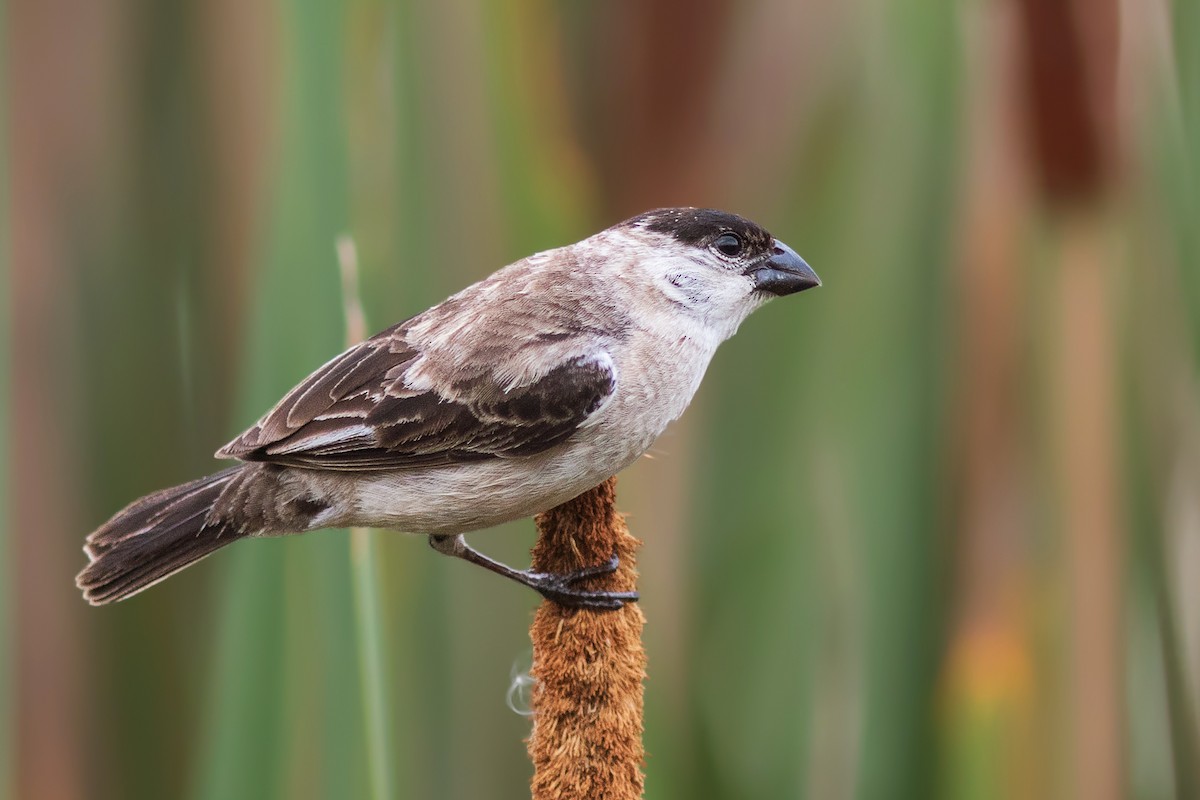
{"left": 527, "top": 477, "right": 646, "bottom": 800}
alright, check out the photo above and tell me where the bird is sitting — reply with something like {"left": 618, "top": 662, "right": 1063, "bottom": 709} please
{"left": 76, "top": 207, "right": 820, "bottom": 609}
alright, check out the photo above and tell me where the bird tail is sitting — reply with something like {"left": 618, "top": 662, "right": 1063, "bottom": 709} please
{"left": 76, "top": 466, "right": 249, "bottom": 605}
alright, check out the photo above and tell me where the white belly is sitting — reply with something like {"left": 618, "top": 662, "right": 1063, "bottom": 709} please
{"left": 339, "top": 433, "right": 642, "bottom": 534}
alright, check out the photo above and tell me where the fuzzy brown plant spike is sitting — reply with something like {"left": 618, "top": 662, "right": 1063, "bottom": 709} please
{"left": 527, "top": 477, "right": 646, "bottom": 800}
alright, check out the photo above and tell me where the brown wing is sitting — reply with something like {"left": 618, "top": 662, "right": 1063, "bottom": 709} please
{"left": 216, "top": 324, "right": 617, "bottom": 471}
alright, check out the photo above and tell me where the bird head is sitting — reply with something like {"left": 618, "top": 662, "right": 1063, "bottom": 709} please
{"left": 614, "top": 208, "right": 819, "bottom": 341}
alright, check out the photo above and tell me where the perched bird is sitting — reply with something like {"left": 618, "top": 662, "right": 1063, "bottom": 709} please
{"left": 77, "top": 208, "right": 819, "bottom": 609}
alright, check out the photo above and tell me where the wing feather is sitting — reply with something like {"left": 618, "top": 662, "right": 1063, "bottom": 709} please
{"left": 217, "top": 324, "right": 616, "bottom": 472}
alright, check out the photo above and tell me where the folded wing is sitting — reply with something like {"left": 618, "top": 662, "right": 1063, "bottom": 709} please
{"left": 217, "top": 324, "right": 617, "bottom": 471}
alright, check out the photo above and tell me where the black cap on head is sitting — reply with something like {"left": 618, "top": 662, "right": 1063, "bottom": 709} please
{"left": 629, "top": 208, "right": 775, "bottom": 255}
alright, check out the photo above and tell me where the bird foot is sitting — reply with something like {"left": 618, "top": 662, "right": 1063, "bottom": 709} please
{"left": 520, "top": 554, "right": 639, "bottom": 610}
{"left": 428, "top": 534, "right": 638, "bottom": 611}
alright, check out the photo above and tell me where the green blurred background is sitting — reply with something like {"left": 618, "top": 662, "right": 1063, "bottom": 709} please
{"left": 5, "top": 0, "right": 1200, "bottom": 798}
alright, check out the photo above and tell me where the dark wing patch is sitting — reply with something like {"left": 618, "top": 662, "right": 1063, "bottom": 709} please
{"left": 218, "top": 328, "right": 616, "bottom": 471}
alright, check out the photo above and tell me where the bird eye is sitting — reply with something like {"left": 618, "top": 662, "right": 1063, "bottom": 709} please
{"left": 713, "top": 233, "right": 743, "bottom": 257}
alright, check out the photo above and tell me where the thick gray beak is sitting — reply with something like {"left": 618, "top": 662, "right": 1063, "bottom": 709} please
{"left": 748, "top": 240, "right": 820, "bottom": 296}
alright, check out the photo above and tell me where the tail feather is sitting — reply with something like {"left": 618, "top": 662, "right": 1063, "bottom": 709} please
{"left": 77, "top": 467, "right": 247, "bottom": 605}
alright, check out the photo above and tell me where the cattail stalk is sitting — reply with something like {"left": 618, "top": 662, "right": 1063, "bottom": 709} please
{"left": 528, "top": 477, "right": 646, "bottom": 800}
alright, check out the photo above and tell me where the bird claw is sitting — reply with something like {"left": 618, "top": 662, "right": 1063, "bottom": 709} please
{"left": 429, "top": 535, "right": 637, "bottom": 611}
{"left": 525, "top": 552, "right": 638, "bottom": 610}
